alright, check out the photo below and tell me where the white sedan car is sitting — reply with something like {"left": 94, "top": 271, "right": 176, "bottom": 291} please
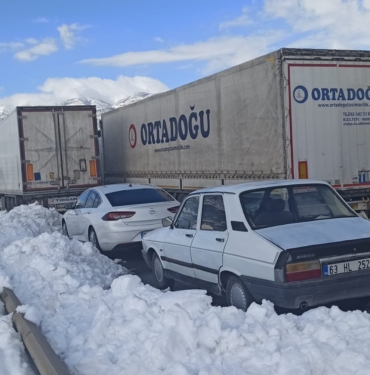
{"left": 62, "top": 184, "right": 179, "bottom": 251}
{"left": 142, "top": 180, "right": 370, "bottom": 311}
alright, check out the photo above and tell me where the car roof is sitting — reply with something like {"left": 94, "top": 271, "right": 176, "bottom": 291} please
{"left": 92, "top": 183, "right": 160, "bottom": 194}
{"left": 189, "top": 179, "right": 330, "bottom": 195}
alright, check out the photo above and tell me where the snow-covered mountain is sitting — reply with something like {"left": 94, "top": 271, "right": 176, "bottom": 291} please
{"left": 0, "top": 92, "right": 154, "bottom": 123}
{"left": 112, "top": 92, "right": 153, "bottom": 109}
{"left": 62, "top": 97, "right": 113, "bottom": 118}
{"left": 0, "top": 105, "right": 15, "bottom": 123}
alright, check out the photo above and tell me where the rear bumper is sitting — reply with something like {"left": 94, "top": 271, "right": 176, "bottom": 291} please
{"left": 241, "top": 270, "right": 370, "bottom": 309}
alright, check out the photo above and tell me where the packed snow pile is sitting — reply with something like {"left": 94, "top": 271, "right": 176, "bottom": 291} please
{"left": 0, "top": 302, "right": 35, "bottom": 375}
{"left": 2, "top": 205, "right": 370, "bottom": 375}
{"left": 0, "top": 203, "right": 61, "bottom": 249}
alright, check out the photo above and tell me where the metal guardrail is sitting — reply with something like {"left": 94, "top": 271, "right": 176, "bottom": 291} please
{"left": 0, "top": 287, "right": 71, "bottom": 375}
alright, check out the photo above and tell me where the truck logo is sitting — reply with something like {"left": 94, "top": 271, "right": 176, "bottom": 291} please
{"left": 129, "top": 124, "right": 137, "bottom": 149}
{"left": 293, "top": 85, "right": 370, "bottom": 104}
{"left": 137, "top": 106, "right": 211, "bottom": 147}
{"left": 293, "top": 86, "right": 308, "bottom": 104}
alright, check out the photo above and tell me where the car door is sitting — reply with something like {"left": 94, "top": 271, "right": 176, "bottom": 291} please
{"left": 79, "top": 190, "right": 98, "bottom": 241}
{"left": 68, "top": 190, "right": 91, "bottom": 238}
{"left": 191, "top": 194, "right": 229, "bottom": 284}
{"left": 162, "top": 195, "right": 199, "bottom": 278}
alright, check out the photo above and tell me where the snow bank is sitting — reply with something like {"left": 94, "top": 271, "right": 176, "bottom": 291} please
{"left": 0, "top": 302, "right": 35, "bottom": 375}
{"left": 0, "top": 203, "right": 61, "bottom": 249}
{"left": 2, "top": 204, "right": 370, "bottom": 375}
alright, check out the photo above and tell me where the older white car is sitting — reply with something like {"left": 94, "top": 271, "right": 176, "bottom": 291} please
{"left": 142, "top": 180, "right": 370, "bottom": 311}
{"left": 62, "top": 183, "right": 179, "bottom": 251}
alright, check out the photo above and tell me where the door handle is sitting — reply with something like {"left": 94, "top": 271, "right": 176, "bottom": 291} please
{"left": 185, "top": 234, "right": 193, "bottom": 238}
{"left": 216, "top": 238, "right": 225, "bottom": 242}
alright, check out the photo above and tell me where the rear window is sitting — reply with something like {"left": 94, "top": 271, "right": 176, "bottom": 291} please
{"left": 240, "top": 184, "right": 356, "bottom": 229}
{"left": 105, "top": 188, "right": 174, "bottom": 207}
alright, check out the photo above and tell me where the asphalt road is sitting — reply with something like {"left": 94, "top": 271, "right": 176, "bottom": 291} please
{"left": 102, "top": 248, "right": 370, "bottom": 314}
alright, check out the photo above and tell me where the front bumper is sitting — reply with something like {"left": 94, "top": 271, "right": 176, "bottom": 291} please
{"left": 241, "top": 270, "right": 370, "bottom": 309}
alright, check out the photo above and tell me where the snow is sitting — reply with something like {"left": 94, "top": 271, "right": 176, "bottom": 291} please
{"left": 0, "top": 302, "right": 35, "bottom": 375}
{"left": 2, "top": 204, "right": 370, "bottom": 375}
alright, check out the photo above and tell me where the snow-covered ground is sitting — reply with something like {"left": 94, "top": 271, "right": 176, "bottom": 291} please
{"left": 2, "top": 204, "right": 370, "bottom": 375}
{"left": 0, "top": 301, "right": 35, "bottom": 375}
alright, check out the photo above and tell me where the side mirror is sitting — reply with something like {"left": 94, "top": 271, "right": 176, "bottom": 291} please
{"left": 162, "top": 216, "right": 173, "bottom": 227}
{"left": 65, "top": 202, "right": 75, "bottom": 210}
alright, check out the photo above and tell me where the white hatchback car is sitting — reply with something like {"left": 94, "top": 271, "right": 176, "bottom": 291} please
{"left": 62, "top": 184, "right": 179, "bottom": 251}
{"left": 142, "top": 180, "right": 370, "bottom": 311}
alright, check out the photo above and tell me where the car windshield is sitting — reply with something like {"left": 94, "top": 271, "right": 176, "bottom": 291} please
{"left": 240, "top": 184, "right": 356, "bottom": 229}
{"left": 105, "top": 188, "right": 174, "bottom": 207}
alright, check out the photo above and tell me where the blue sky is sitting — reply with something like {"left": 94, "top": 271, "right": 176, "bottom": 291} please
{"left": 1, "top": 0, "right": 370, "bottom": 106}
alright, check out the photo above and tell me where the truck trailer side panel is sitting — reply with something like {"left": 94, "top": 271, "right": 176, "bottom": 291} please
{"left": 102, "top": 50, "right": 286, "bottom": 188}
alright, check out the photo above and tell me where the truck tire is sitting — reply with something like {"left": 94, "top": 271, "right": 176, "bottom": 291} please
{"left": 89, "top": 228, "right": 102, "bottom": 251}
{"left": 226, "top": 275, "right": 253, "bottom": 312}
{"left": 62, "top": 221, "right": 70, "bottom": 238}
{"left": 152, "top": 253, "right": 174, "bottom": 290}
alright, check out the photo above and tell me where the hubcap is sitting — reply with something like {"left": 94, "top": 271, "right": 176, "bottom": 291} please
{"left": 154, "top": 257, "right": 164, "bottom": 282}
{"left": 230, "top": 283, "right": 247, "bottom": 311}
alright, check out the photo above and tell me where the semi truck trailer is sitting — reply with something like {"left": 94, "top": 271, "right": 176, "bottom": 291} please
{"left": 0, "top": 106, "right": 100, "bottom": 211}
{"left": 101, "top": 48, "right": 370, "bottom": 216}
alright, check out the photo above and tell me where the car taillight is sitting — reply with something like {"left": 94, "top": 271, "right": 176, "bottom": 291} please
{"left": 102, "top": 212, "right": 136, "bottom": 221}
{"left": 285, "top": 260, "right": 321, "bottom": 282}
{"left": 167, "top": 206, "right": 180, "bottom": 213}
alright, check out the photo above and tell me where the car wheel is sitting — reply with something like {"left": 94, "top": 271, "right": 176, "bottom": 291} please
{"left": 226, "top": 275, "right": 253, "bottom": 312}
{"left": 89, "top": 228, "right": 102, "bottom": 251}
{"left": 152, "top": 253, "right": 174, "bottom": 290}
{"left": 62, "top": 221, "right": 69, "bottom": 238}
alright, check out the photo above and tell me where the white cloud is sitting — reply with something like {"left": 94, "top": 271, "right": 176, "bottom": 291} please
{"left": 33, "top": 17, "right": 49, "bottom": 23}
{"left": 80, "top": 33, "right": 282, "bottom": 74}
{"left": 14, "top": 39, "right": 57, "bottom": 61}
{"left": 219, "top": 7, "right": 253, "bottom": 29}
{"left": 154, "top": 37, "right": 164, "bottom": 43}
{"left": 264, "top": 0, "right": 370, "bottom": 49}
{"left": 0, "top": 76, "right": 169, "bottom": 107}
{"left": 58, "top": 23, "right": 89, "bottom": 50}
{"left": 0, "top": 42, "right": 24, "bottom": 52}
{"left": 26, "top": 38, "right": 38, "bottom": 45}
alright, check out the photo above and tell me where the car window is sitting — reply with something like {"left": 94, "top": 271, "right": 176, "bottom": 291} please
{"left": 105, "top": 188, "right": 174, "bottom": 207}
{"left": 175, "top": 196, "right": 199, "bottom": 230}
{"left": 85, "top": 190, "right": 98, "bottom": 208}
{"left": 93, "top": 193, "right": 102, "bottom": 208}
{"left": 240, "top": 184, "right": 355, "bottom": 229}
{"left": 201, "top": 195, "right": 227, "bottom": 231}
{"left": 75, "top": 190, "right": 91, "bottom": 208}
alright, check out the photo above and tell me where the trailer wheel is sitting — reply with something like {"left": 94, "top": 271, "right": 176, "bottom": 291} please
{"left": 226, "top": 275, "right": 253, "bottom": 312}
{"left": 62, "top": 221, "right": 70, "bottom": 239}
{"left": 89, "top": 228, "right": 102, "bottom": 251}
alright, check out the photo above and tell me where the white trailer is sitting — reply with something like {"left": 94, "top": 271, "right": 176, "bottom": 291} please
{"left": 101, "top": 48, "right": 370, "bottom": 215}
{"left": 0, "top": 106, "right": 100, "bottom": 211}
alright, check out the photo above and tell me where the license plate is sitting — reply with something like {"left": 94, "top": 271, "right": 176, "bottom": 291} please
{"left": 323, "top": 257, "right": 370, "bottom": 276}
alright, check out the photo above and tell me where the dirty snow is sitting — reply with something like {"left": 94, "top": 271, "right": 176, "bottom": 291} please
{"left": 1, "top": 204, "right": 370, "bottom": 375}
{"left": 0, "top": 301, "right": 35, "bottom": 375}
